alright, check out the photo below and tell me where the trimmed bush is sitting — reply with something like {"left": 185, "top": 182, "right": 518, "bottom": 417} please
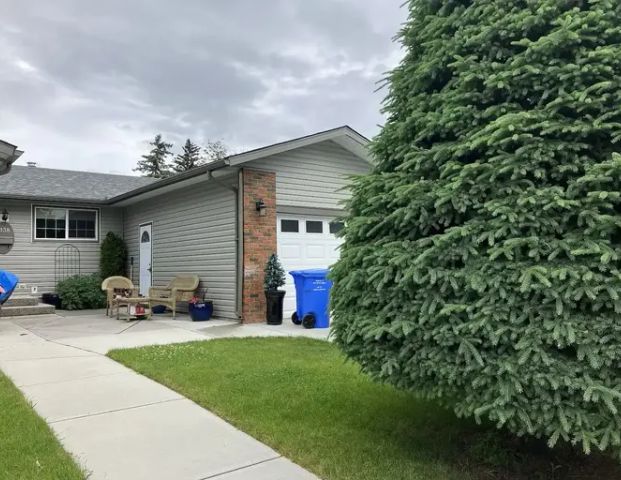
{"left": 331, "top": 1, "right": 621, "bottom": 457}
{"left": 57, "top": 274, "right": 106, "bottom": 310}
{"left": 100, "top": 232, "right": 127, "bottom": 279}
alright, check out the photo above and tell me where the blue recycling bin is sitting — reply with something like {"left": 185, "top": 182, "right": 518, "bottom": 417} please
{"left": 289, "top": 269, "right": 332, "bottom": 329}
{"left": 0, "top": 270, "right": 19, "bottom": 305}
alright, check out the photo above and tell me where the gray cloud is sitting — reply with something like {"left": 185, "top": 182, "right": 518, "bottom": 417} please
{"left": 0, "top": 0, "right": 405, "bottom": 174}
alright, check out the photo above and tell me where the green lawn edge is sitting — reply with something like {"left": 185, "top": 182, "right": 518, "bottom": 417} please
{"left": 109, "top": 337, "right": 621, "bottom": 480}
{"left": 0, "top": 371, "right": 84, "bottom": 480}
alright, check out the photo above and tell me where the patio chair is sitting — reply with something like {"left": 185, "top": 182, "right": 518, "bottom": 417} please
{"left": 101, "top": 276, "right": 137, "bottom": 317}
{"left": 148, "top": 274, "right": 199, "bottom": 319}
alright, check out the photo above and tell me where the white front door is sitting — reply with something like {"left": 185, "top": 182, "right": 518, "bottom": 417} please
{"left": 277, "top": 215, "right": 344, "bottom": 318}
{"left": 139, "top": 223, "right": 152, "bottom": 296}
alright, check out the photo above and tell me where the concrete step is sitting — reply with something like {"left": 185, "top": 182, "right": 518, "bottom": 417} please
{"left": 0, "top": 303, "right": 56, "bottom": 317}
{"left": 3, "top": 296, "right": 39, "bottom": 307}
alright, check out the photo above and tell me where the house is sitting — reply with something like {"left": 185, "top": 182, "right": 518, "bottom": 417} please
{"left": 0, "top": 139, "right": 23, "bottom": 175}
{"left": 0, "top": 126, "right": 371, "bottom": 322}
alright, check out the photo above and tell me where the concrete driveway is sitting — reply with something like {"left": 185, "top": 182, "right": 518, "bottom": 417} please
{"left": 10, "top": 309, "right": 330, "bottom": 354}
{"left": 0, "top": 311, "right": 326, "bottom": 479}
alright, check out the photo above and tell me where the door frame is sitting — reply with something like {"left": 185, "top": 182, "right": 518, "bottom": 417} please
{"left": 139, "top": 222, "right": 153, "bottom": 295}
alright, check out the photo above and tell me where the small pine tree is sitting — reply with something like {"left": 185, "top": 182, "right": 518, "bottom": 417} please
{"left": 264, "top": 253, "right": 286, "bottom": 291}
{"left": 134, "top": 134, "right": 173, "bottom": 178}
{"left": 203, "top": 140, "right": 228, "bottom": 163}
{"left": 172, "top": 139, "right": 203, "bottom": 173}
{"left": 100, "top": 232, "right": 127, "bottom": 279}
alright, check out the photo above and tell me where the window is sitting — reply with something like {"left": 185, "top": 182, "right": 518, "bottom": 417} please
{"left": 306, "top": 220, "right": 323, "bottom": 234}
{"left": 329, "top": 221, "right": 345, "bottom": 234}
{"left": 68, "top": 210, "right": 97, "bottom": 239}
{"left": 34, "top": 207, "right": 98, "bottom": 240}
{"left": 281, "top": 219, "right": 299, "bottom": 233}
{"left": 35, "top": 208, "right": 66, "bottom": 239}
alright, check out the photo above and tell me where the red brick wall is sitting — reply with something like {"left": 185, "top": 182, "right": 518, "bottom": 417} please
{"left": 242, "top": 168, "right": 277, "bottom": 323}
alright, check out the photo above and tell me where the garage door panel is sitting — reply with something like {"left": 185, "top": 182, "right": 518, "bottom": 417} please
{"left": 277, "top": 215, "right": 343, "bottom": 318}
{"left": 280, "top": 244, "right": 301, "bottom": 259}
{"left": 305, "top": 244, "right": 326, "bottom": 259}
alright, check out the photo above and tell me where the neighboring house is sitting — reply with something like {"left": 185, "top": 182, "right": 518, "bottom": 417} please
{"left": 0, "top": 139, "right": 23, "bottom": 175}
{"left": 0, "top": 126, "right": 371, "bottom": 322}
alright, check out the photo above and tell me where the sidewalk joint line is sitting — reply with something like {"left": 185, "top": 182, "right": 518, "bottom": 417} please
{"left": 18, "top": 371, "right": 127, "bottom": 389}
{"left": 197, "top": 455, "right": 283, "bottom": 480}
{"left": 49, "top": 397, "right": 183, "bottom": 424}
{"left": 0, "top": 354, "right": 96, "bottom": 361}
{"left": 118, "top": 320, "right": 141, "bottom": 334}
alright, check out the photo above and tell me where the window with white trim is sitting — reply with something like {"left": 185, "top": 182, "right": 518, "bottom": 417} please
{"left": 34, "top": 207, "right": 98, "bottom": 240}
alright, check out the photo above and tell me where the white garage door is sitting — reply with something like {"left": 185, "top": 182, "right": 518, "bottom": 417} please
{"left": 277, "top": 215, "right": 344, "bottom": 318}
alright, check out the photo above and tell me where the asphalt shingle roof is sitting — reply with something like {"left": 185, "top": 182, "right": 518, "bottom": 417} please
{"left": 0, "top": 165, "right": 156, "bottom": 202}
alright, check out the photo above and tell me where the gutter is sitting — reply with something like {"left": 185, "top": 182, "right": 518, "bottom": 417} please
{"left": 0, "top": 194, "right": 108, "bottom": 205}
{"left": 105, "top": 159, "right": 229, "bottom": 205}
{"left": 0, "top": 160, "right": 231, "bottom": 206}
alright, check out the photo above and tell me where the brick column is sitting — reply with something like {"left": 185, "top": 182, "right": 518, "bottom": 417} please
{"left": 242, "top": 168, "right": 277, "bottom": 323}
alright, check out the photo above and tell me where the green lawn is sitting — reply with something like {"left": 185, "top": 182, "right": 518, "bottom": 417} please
{"left": 0, "top": 372, "right": 84, "bottom": 480}
{"left": 109, "top": 338, "right": 620, "bottom": 480}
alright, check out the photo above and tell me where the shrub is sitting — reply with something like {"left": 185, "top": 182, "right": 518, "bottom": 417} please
{"left": 100, "top": 232, "right": 127, "bottom": 279}
{"left": 57, "top": 274, "right": 107, "bottom": 310}
{"left": 331, "top": 1, "right": 621, "bottom": 457}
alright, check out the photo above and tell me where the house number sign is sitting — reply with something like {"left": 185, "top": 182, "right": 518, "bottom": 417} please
{"left": 0, "top": 222, "right": 14, "bottom": 254}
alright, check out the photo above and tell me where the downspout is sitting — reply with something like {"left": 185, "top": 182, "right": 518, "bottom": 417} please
{"left": 236, "top": 169, "right": 244, "bottom": 319}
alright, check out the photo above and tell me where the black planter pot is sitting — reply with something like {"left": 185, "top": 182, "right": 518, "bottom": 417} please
{"left": 265, "top": 290, "right": 286, "bottom": 325}
{"left": 42, "top": 293, "right": 62, "bottom": 309}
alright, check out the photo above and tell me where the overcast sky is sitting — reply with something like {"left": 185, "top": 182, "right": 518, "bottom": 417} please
{"left": 0, "top": 1, "right": 405, "bottom": 175}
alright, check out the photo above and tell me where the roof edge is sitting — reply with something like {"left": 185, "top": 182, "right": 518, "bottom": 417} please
{"left": 0, "top": 194, "right": 109, "bottom": 205}
{"left": 2, "top": 126, "right": 372, "bottom": 206}
{"left": 226, "top": 125, "right": 371, "bottom": 166}
{"left": 106, "top": 159, "right": 228, "bottom": 205}
{"left": 107, "top": 125, "right": 371, "bottom": 205}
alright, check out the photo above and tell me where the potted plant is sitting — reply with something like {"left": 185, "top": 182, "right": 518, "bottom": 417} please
{"left": 188, "top": 292, "right": 213, "bottom": 321}
{"left": 264, "top": 253, "right": 286, "bottom": 325}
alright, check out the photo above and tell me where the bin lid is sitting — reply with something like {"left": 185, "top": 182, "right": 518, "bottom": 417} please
{"left": 289, "top": 268, "right": 330, "bottom": 278}
{"left": 0, "top": 270, "right": 18, "bottom": 287}
{"left": 0, "top": 270, "right": 19, "bottom": 303}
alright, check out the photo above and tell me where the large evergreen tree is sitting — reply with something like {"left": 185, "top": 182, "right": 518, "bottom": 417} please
{"left": 172, "top": 138, "right": 202, "bottom": 172}
{"left": 134, "top": 134, "right": 173, "bottom": 178}
{"left": 331, "top": 1, "right": 621, "bottom": 456}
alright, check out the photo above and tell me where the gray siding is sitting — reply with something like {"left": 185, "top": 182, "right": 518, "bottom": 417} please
{"left": 123, "top": 178, "right": 237, "bottom": 320}
{"left": 0, "top": 200, "right": 123, "bottom": 293}
{"left": 249, "top": 140, "right": 370, "bottom": 210}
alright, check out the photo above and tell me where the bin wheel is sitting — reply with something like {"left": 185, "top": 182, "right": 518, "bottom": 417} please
{"left": 292, "top": 312, "right": 302, "bottom": 325}
{"left": 302, "top": 313, "right": 316, "bottom": 329}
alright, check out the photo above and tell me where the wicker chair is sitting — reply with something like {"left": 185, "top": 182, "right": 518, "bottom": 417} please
{"left": 148, "top": 275, "right": 199, "bottom": 319}
{"left": 101, "top": 276, "right": 137, "bottom": 317}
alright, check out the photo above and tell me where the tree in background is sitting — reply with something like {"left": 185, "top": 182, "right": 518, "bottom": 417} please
{"left": 135, "top": 134, "right": 173, "bottom": 178}
{"left": 203, "top": 139, "right": 228, "bottom": 163}
{"left": 330, "top": 0, "right": 621, "bottom": 456}
{"left": 172, "top": 139, "right": 202, "bottom": 172}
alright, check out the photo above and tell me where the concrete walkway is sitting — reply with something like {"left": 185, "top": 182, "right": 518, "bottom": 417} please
{"left": 0, "top": 312, "right": 325, "bottom": 479}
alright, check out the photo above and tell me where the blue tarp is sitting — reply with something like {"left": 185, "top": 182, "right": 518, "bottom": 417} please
{"left": 0, "top": 270, "right": 19, "bottom": 305}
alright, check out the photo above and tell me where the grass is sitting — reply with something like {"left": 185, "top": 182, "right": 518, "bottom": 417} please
{"left": 110, "top": 337, "right": 621, "bottom": 480}
{"left": 0, "top": 371, "right": 84, "bottom": 480}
